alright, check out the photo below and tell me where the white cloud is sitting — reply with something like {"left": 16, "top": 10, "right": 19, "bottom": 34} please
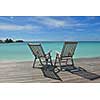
{"left": 10, "top": 16, "right": 14, "bottom": 19}
{"left": 0, "top": 24, "right": 40, "bottom": 31}
{"left": 0, "top": 17, "right": 96, "bottom": 32}
{"left": 33, "top": 16, "right": 66, "bottom": 28}
{"left": 32, "top": 16, "right": 88, "bottom": 29}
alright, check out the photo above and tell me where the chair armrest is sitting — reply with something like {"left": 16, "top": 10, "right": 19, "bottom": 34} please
{"left": 55, "top": 51, "right": 61, "bottom": 58}
{"left": 46, "top": 50, "right": 52, "bottom": 55}
{"left": 45, "top": 50, "right": 52, "bottom": 59}
{"left": 55, "top": 51, "right": 60, "bottom": 55}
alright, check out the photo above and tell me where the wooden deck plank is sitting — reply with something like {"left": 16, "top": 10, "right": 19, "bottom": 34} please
{"left": 0, "top": 58, "right": 100, "bottom": 83}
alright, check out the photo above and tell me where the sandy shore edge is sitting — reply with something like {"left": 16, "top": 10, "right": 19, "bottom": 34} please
{"left": 0, "top": 57, "right": 100, "bottom": 64}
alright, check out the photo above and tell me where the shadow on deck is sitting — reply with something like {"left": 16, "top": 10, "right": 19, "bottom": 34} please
{"left": 36, "top": 65, "right": 100, "bottom": 81}
{"left": 36, "top": 65, "right": 62, "bottom": 81}
{"left": 59, "top": 65, "right": 100, "bottom": 80}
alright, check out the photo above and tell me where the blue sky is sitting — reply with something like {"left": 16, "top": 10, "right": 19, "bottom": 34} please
{"left": 0, "top": 16, "right": 100, "bottom": 41}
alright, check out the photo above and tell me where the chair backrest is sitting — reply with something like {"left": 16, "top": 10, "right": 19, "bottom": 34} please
{"left": 61, "top": 42, "right": 78, "bottom": 58}
{"left": 28, "top": 43, "right": 45, "bottom": 58}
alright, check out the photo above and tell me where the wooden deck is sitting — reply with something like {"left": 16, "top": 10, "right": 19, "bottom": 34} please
{"left": 0, "top": 58, "right": 100, "bottom": 83}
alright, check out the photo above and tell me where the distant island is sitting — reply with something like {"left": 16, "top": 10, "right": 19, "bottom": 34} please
{"left": 0, "top": 38, "right": 24, "bottom": 43}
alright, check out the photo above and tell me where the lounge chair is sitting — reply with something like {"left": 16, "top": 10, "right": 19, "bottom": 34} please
{"left": 54, "top": 42, "right": 78, "bottom": 70}
{"left": 28, "top": 43, "right": 53, "bottom": 68}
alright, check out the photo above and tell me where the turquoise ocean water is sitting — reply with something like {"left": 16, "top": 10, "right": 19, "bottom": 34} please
{"left": 0, "top": 41, "right": 100, "bottom": 61}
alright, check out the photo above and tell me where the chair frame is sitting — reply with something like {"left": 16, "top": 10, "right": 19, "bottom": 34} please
{"left": 28, "top": 43, "right": 53, "bottom": 68}
{"left": 54, "top": 42, "right": 78, "bottom": 70}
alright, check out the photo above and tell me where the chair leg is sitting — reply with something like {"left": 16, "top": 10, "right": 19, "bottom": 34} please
{"left": 39, "top": 57, "right": 44, "bottom": 66}
{"left": 45, "top": 59, "right": 48, "bottom": 66}
{"left": 54, "top": 56, "right": 57, "bottom": 66}
{"left": 33, "top": 58, "right": 37, "bottom": 68}
{"left": 71, "top": 58, "right": 74, "bottom": 66}
{"left": 54, "top": 57, "right": 61, "bottom": 73}
{"left": 49, "top": 57, "right": 53, "bottom": 66}
{"left": 47, "top": 53, "right": 53, "bottom": 66}
{"left": 58, "top": 58, "right": 62, "bottom": 70}
{"left": 66, "top": 59, "right": 68, "bottom": 66}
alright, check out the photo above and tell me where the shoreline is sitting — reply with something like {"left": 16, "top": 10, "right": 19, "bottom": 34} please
{"left": 0, "top": 56, "right": 100, "bottom": 63}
